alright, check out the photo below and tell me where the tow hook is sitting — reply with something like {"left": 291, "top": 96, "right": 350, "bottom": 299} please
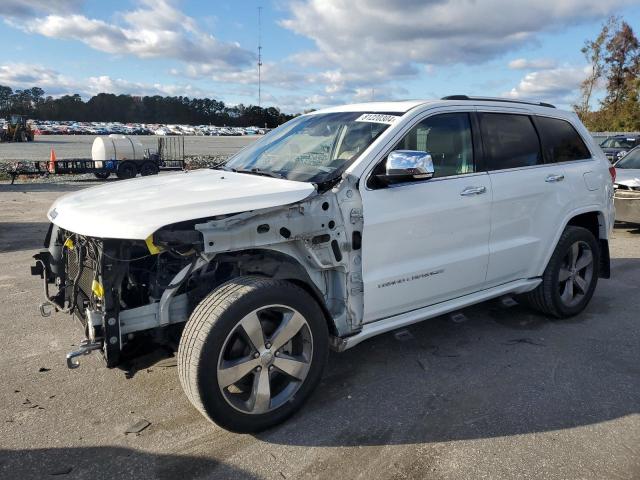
{"left": 66, "top": 340, "right": 102, "bottom": 369}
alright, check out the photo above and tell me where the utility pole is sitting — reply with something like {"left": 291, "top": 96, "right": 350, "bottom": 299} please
{"left": 258, "top": 6, "right": 263, "bottom": 107}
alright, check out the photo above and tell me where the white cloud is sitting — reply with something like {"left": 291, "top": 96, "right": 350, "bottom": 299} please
{"left": 505, "top": 66, "right": 590, "bottom": 106}
{"left": 0, "top": 63, "right": 209, "bottom": 99}
{"left": 178, "top": 62, "right": 308, "bottom": 91}
{"left": 0, "top": 63, "right": 76, "bottom": 94}
{"left": 14, "top": 0, "right": 253, "bottom": 70}
{"left": 280, "top": 0, "right": 633, "bottom": 94}
{"left": 0, "top": 0, "right": 82, "bottom": 19}
{"left": 1, "top": 0, "right": 631, "bottom": 112}
{"left": 508, "top": 58, "right": 557, "bottom": 70}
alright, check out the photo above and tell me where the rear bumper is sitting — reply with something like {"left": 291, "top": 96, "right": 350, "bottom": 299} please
{"left": 614, "top": 191, "right": 640, "bottom": 225}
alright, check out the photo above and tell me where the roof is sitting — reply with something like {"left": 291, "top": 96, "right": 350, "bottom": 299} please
{"left": 312, "top": 97, "right": 563, "bottom": 116}
{"left": 313, "top": 100, "right": 431, "bottom": 114}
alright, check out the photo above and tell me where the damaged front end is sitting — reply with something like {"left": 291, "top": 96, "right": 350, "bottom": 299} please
{"left": 32, "top": 174, "right": 366, "bottom": 370}
{"left": 32, "top": 224, "right": 204, "bottom": 368}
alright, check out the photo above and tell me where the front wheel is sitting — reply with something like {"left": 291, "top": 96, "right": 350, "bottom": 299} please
{"left": 178, "top": 276, "right": 328, "bottom": 432}
{"left": 519, "top": 226, "right": 599, "bottom": 317}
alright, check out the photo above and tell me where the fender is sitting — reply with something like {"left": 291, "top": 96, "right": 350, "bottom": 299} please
{"left": 194, "top": 174, "right": 365, "bottom": 337}
{"left": 538, "top": 204, "right": 609, "bottom": 278}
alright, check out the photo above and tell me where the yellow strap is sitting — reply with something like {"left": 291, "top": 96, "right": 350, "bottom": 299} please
{"left": 145, "top": 235, "right": 162, "bottom": 255}
{"left": 91, "top": 280, "right": 104, "bottom": 299}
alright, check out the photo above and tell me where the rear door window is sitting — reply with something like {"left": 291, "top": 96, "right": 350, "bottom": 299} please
{"left": 479, "top": 113, "right": 542, "bottom": 170}
{"left": 535, "top": 116, "right": 591, "bottom": 162}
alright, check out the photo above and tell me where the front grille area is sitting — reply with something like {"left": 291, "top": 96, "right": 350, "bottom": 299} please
{"left": 63, "top": 235, "right": 101, "bottom": 317}
{"left": 66, "top": 249, "right": 96, "bottom": 296}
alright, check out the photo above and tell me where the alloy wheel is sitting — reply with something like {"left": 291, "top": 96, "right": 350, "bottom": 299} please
{"left": 216, "top": 305, "right": 313, "bottom": 414}
{"left": 558, "top": 240, "right": 594, "bottom": 308}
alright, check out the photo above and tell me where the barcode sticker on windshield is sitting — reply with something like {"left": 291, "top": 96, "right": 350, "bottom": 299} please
{"left": 355, "top": 114, "right": 400, "bottom": 125}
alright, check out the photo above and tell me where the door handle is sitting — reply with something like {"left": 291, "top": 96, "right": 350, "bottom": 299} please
{"left": 460, "top": 186, "right": 487, "bottom": 196}
{"left": 545, "top": 174, "right": 565, "bottom": 183}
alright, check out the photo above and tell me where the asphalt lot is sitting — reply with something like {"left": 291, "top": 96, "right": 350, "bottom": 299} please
{"left": 0, "top": 135, "right": 259, "bottom": 162}
{"left": 0, "top": 180, "right": 638, "bottom": 480}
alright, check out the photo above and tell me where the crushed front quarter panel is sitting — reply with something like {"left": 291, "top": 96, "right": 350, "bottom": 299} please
{"left": 195, "top": 175, "right": 365, "bottom": 336}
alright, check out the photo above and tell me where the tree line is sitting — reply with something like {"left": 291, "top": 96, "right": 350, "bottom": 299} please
{"left": 0, "top": 87, "right": 294, "bottom": 128}
{"left": 576, "top": 17, "right": 639, "bottom": 131}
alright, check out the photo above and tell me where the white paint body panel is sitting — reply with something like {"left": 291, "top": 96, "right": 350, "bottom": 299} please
{"left": 485, "top": 164, "right": 571, "bottom": 284}
{"left": 350, "top": 101, "right": 613, "bottom": 326}
{"left": 47, "top": 169, "right": 315, "bottom": 239}
{"left": 361, "top": 172, "right": 492, "bottom": 322}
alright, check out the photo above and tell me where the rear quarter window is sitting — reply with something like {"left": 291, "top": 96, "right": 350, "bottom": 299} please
{"left": 535, "top": 116, "right": 591, "bottom": 162}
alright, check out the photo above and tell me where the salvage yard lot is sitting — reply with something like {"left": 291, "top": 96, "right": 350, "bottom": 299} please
{"left": 0, "top": 181, "right": 638, "bottom": 480}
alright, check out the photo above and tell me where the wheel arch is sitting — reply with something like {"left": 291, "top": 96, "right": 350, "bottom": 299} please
{"left": 211, "top": 248, "right": 339, "bottom": 336}
{"left": 542, "top": 207, "right": 610, "bottom": 279}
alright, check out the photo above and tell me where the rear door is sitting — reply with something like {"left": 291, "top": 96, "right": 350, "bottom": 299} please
{"left": 479, "top": 111, "right": 572, "bottom": 285}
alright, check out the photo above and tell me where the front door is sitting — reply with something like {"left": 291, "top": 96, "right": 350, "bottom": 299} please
{"left": 360, "top": 112, "right": 492, "bottom": 323}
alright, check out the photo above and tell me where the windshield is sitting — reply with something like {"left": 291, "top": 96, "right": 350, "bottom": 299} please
{"left": 601, "top": 137, "right": 638, "bottom": 148}
{"left": 225, "top": 112, "right": 398, "bottom": 183}
{"left": 615, "top": 148, "right": 640, "bottom": 169}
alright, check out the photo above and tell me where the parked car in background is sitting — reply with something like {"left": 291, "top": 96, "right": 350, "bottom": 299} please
{"left": 600, "top": 135, "right": 640, "bottom": 163}
{"left": 613, "top": 146, "right": 640, "bottom": 225}
{"left": 23, "top": 118, "right": 269, "bottom": 137}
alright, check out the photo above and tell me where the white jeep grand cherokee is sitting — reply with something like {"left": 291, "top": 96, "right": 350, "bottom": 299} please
{"left": 32, "top": 96, "right": 615, "bottom": 432}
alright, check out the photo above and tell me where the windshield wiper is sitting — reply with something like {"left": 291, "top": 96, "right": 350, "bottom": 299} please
{"left": 229, "top": 167, "right": 284, "bottom": 179}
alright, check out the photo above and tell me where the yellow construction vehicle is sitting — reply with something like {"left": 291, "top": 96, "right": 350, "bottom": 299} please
{"left": 1, "top": 114, "right": 35, "bottom": 142}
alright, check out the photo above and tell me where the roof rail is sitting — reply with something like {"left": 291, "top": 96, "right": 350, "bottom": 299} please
{"left": 441, "top": 95, "right": 556, "bottom": 109}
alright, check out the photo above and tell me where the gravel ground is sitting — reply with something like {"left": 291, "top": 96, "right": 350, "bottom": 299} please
{"left": 0, "top": 182, "right": 638, "bottom": 480}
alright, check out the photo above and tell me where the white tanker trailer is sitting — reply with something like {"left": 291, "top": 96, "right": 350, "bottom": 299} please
{"left": 29, "top": 135, "right": 185, "bottom": 180}
{"left": 90, "top": 134, "right": 155, "bottom": 179}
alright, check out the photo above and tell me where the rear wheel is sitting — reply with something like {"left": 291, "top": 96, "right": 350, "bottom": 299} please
{"left": 519, "top": 226, "right": 599, "bottom": 317}
{"left": 140, "top": 162, "right": 158, "bottom": 176}
{"left": 178, "top": 276, "right": 328, "bottom": 433}
{"left": 116, "top": 162, "right": 137, "bottom": 179}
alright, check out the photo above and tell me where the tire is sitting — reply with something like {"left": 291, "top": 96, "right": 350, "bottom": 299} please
{"left": 94, "top": 172, "right": 110, "bottom": 179}
{"left": 178, "top": 276, "right": 328, "bottom": 433}
{"left": 116, "top": 162, "right": 137, "bottom": 179}
{"left": 140, "top": 162, "right": 158, "bottom": 176}
{"left": 519, "top": 226, "right": 599, "bottom": 318}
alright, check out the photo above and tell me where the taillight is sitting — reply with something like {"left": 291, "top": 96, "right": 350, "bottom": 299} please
{"left": 609, "top": 166, "right": 616, "bottom": 183}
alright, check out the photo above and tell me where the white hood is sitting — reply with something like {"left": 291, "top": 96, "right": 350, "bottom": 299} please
{"left": 47, "top": 169, "right": 315, "bottom": 240}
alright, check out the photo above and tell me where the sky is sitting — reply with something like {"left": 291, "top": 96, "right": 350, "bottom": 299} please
{"left": 0, "top": 0, "right": 638, "bottom": 113}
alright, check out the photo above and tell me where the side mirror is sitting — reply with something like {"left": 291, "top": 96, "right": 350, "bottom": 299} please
{"left": 376, "top": 150, "right": 434, "bottom": 185}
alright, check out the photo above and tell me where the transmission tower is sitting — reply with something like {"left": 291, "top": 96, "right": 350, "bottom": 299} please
{"left": 258, "top": 6, "right": 263, "bottom": 107}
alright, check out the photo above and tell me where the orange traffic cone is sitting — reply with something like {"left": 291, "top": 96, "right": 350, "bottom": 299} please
{"left": 48, "top": 148, "right": 57, "bottom": 173}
